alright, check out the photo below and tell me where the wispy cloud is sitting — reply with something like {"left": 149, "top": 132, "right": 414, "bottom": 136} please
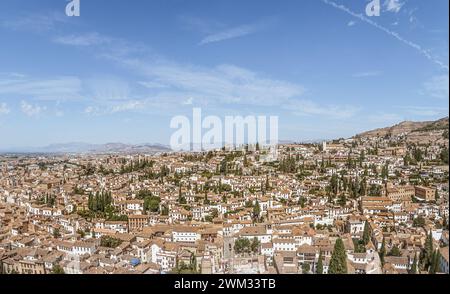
{"left": 199, "top": 20, "right": 270, "bottom": 45}
{"left": 287, "top": 100, "right": 361, "bottom": 119}
{"left": 406, "top": 7, "right": 422, "bottom": 28}
{"left": 347, "top": 21, "right": 356, "bottom": 27}
{"left": 0, "top": 103, "right": 10, "bottom": 115}
{"left": 58, "top": 30, "right": 361, "bottom": 120}
{"left": 110, "top": 100, "right": 145, "bottom": 114}
{"left": 352, "top": 71, "right": 382, "bottom": 78}
{"left": 86, "top": 76, "right": 132, "bottom": 101}
{"left": 384, "top": 0, "right": 405, "bottom": 13}
{"left": 402, "top": 106, "right": 448, "bottom": 117}
{"left": 137, "top": 81, "right": 169, "bottom": 89}
{"left": 182, "top": 97, "right": 194, "bottom": 105}
{"left": 0, "top": 75, "right": 83, "bottom": 101}
{"left": 178, "top": 15, "right": 224, "bottom": 35}
{"left": 114, "top": 57, "right": 306, "bottom": 107}
{"left": 1, "top": 11, "right": 67, "bottom": 32}
{"left": 13, "top": 26, "right": 360, "bottom": 119}
{"left": 53, "top": 33, "right": 111, "bottom": 47}
{"left": 321, "top": 0, "right": 449, "bottom": 71}
{"left": 21, "top": 101, "right": 46, "bottom": 117}
{"left": 80, "top": 55, "right": 361, "bottom": 119}
{"left": 423, "top": 75, "right": 449, "bottom": 99}
{"left": 84, "top": 106, "right": 97, "bottom": 115}
{"left": 53, "top": 32, "right": 148, "bottom": 57}
{"left": 368, "top": 112, "right": 403, "bottom": 123}
{"left": 84, "top": 100, "right": 157, "bottom": 116}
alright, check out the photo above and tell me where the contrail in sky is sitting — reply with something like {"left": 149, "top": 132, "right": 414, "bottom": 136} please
{"left": 322, "top": 0, "right": 449, "bottom": 72}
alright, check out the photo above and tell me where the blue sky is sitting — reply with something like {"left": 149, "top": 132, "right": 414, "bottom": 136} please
{"left": 0, "top": 0, "right": 448, "bottom": 148}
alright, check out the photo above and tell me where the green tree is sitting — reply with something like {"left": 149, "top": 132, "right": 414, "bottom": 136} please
{"left": 424, "top": 231, "right": 434, "bottom": 267}
{"left": 359, "top": 150, "right": 365, "bottom": 167}
{"left": 190, "top": 252, "right": 198, "bottom": 273}
{"left": 409, "top": 254, "right": 417, "bottom": 274}
{"left": 161, "top": 204, "right": 169, "bottom": 216}
{"left": 368, "top": 184, "right": 382, "bottom": 196}
{"left": 440, "top": 147, "right": 449, "bottom": 164}
{"left": 381, "top": 163, "right": 389, "bottom": 179}
{"left": 337, "top": 194, "right": 346, "bottom": 207}
{"left": 76, "top": 229, "right": 86, "bottom": 238}
{"left": 298, "top": 196, "right": 307, "bottom": 208}
{"left": 388, "top": 246, "right": 401, "bottom": 257}
{"left": 413, "top": 148, "right": 423, "bottom": 162}
{"left": 429, "top": 250, "right": 441, "bottom": 274}
{"left": 88, "top": 192, "right": 94, "bottom": 211}
{"left": 250, "top": 237, "right": 260, "bottom": 253}
{"left": 210, "top": 208, "right": 219, "bottom": 219}
{"left": 100, "top": 236, "right": 123, "bottom": 248}
{"left": 413, "top": 216, "right": 426, "bottom": 228}
{"left": 252, "top": 201, "right": 261, "bottom": 222}
{"left": 144, "top": 196, "right": 161, "bottom": 213}
{"left": 316, "top": 251, "right": 324, "bottom": 274}
{"left": 329, "top": 174, "right": 339, "bottom": 196}
{"left": 302, "top": 263, "right": 310, "bottom": 274}
{"left": 51, "top": 265, "right": 65, "bottom": 274}
{"left": 234, "top": 238, "right": 251, "bottom": 254}
{"left": 379, "top": 237, "right": 386, "bottom": 265}
{"left": 353, "top": 239, "right": 366, "bottom": 253}
{"left": 53, "top": 228, "right": 61, "bottom": 238}
{"left": 329, "top": 238, "right": 348, "bottom": 274}
{"left": 203, "top": 191, "right": 210, "bottom": 205}
{"left": 362, "top": 221, "right": 371, "bottom": 245}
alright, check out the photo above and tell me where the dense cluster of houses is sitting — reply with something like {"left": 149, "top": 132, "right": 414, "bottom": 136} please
{"left": 0, "top": 134, "right": 448, "bottom": 274}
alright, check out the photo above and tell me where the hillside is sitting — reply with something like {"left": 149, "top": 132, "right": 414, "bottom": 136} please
{"left": 355, "top": 117, "right": 449, "bottom": 144}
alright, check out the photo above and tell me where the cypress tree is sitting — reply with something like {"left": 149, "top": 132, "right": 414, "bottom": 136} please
{"left": 253, "top": 201, "right": 261, "bottom": 223}
{"left": 329, "top": 238, "right": 348, "bottom": 274}
{"left": 316, "top": 250, "right": 324, "bottom": 274}
{"left": 362, "top": 221, "right": 371, "bottom": 245}
{"left": 409, "top": 254, "right": 417, "bottom": 274}
{"left": 379, "top": 237, "right": 386, "bottom": 265}
{"left": 434, "top": 250, "right": 441, "bottom": 273}
{"left": 429, "top": 250, "right": 436, "bottom": 274}
{"left": 429, "top": 250, "right": 441, "bottom": 274}
{"left": 88, "top": 192, "right": 93, "bottom": 211}
{"left": 425, "top": 231, "right": 434, "bottom": 267}
{"left": 94, "top": 191, "right": 100, "bottom": 212}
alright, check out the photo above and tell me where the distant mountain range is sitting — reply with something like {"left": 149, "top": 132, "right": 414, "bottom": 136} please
{"left": 0, "top": 142, "right": 172, "bottom": 154}
{"left": 354, "top": 117, "right": 449, "bottom": 138}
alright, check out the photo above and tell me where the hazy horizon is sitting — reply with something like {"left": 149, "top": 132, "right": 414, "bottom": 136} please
{"left": 1, "top": 115, "right": 448, "bottom": 151}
